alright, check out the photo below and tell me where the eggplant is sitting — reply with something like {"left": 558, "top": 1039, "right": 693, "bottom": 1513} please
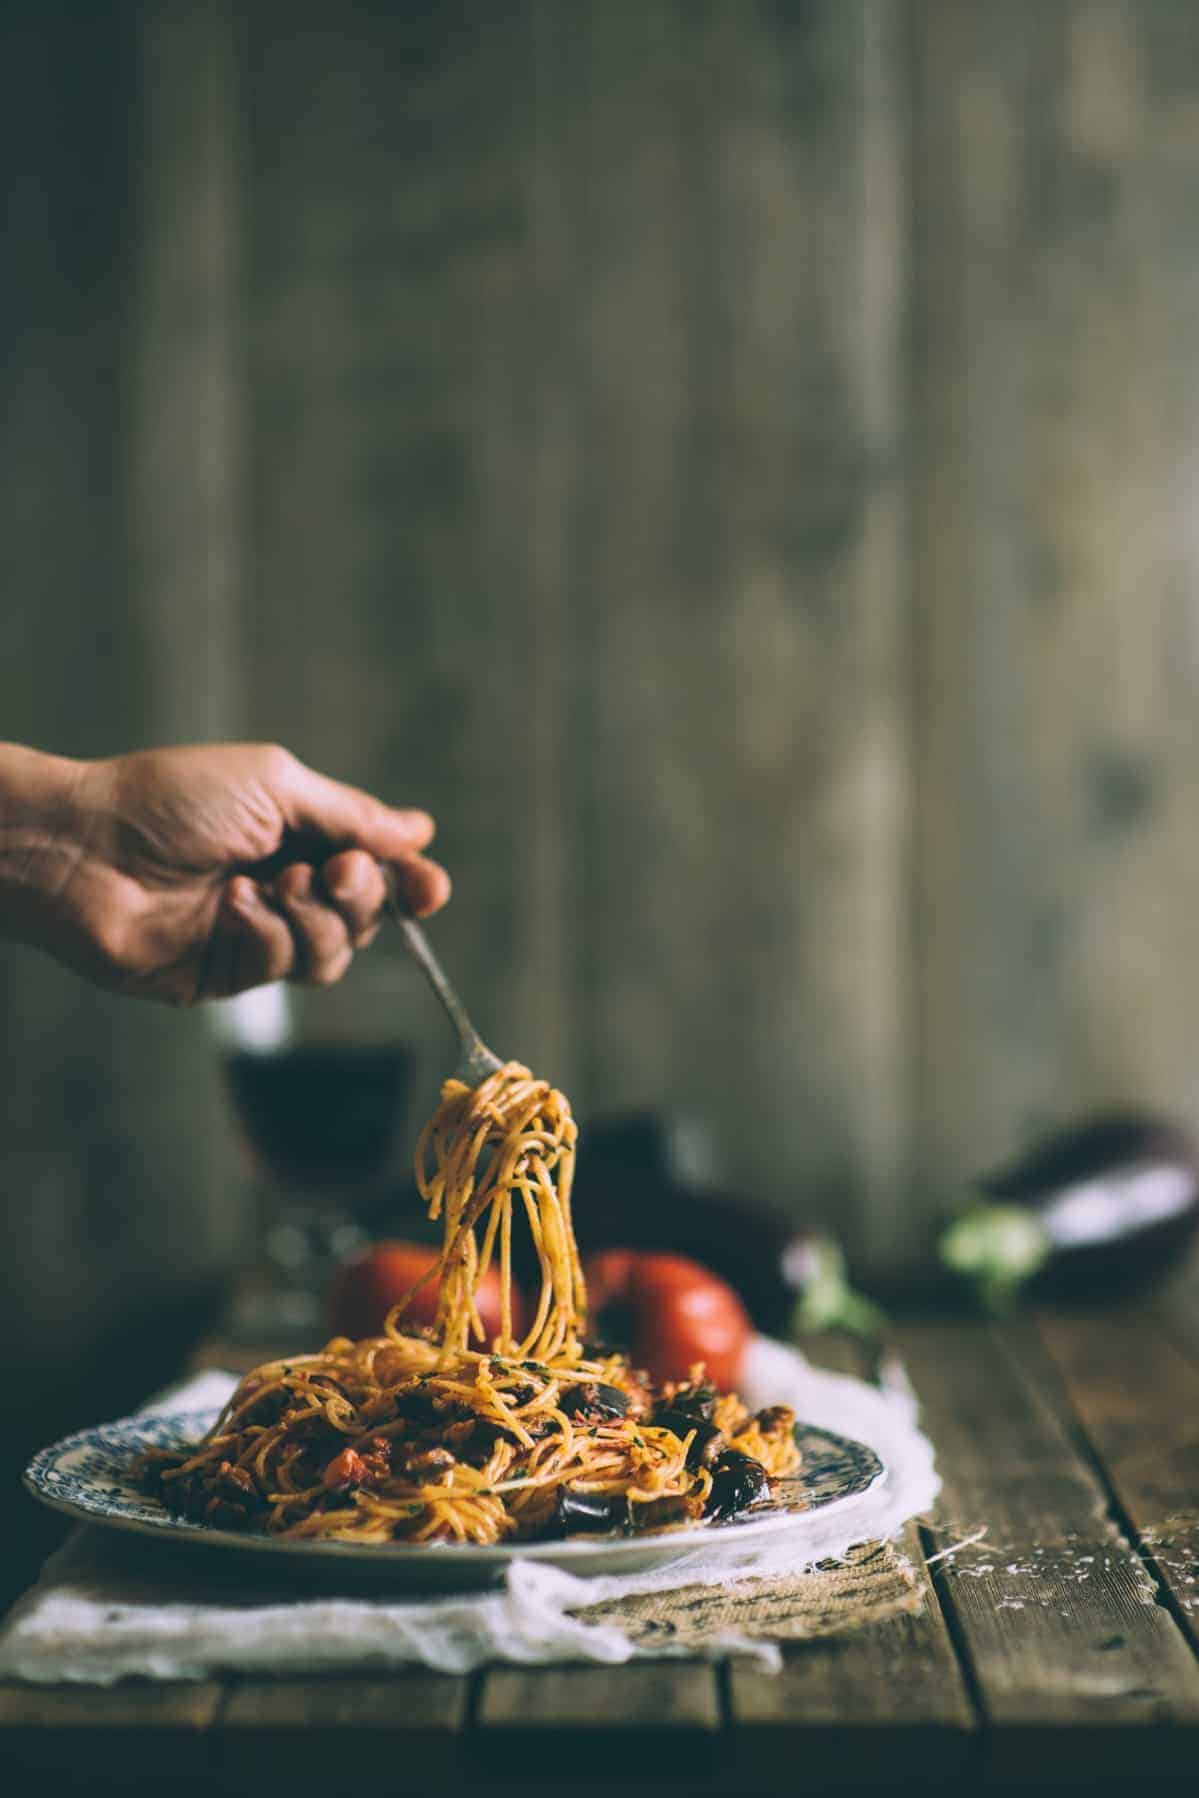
{"left": 650, "top": 1410, "right": 726, "bottom": 1467}
{"left": 941, "top": 1113, "right": 1199, "bottom": 1308}
{"left": 569, "top": 1111, "right": 884, "bottom": 1338}
{"left": 705, "top": 1450, "right": 768, "bottom": 1521}
{"left": 543, "top": 1486, "right": 630, "bottom": 1538}
{"left": 559, "top": 1381, "right": 631, "bottom": 1421}
{"left": 659, "top": 1381, "right": 718, "bottom": 1422}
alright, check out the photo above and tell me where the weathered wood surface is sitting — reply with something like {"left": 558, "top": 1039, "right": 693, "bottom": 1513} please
{"left": 6, "top": 1311, "right": 1199, "bottom": 1793}
{"left": 479, "top": 1660, "right": 720, "bottom": 1737}
{"left": 0, "top": 0, "right": 241, "bottom": 1611}
{"left": 729, "top": 1331, "right": 974, "bottom": 1779}
{"left": 892, "top": 1318, "right": 1199, "bottom": 1780}
{"left": 239, "top": 0, "right": 913, "bottom": 1264}
{"left": 911, "top": 0, "right": 1199, "bottom": 1219}
{"left": 242, "top": 0, "right": 581, "bottom": 1139}
{"left": 1033, "top": 1303, "right": 1199, "bottom": 1651}
{"left": 0, "top": 0, "right": 243, "bottom": 1315}
{"left": 0, "top": 1679, "right": 221, "bottom": 1730}
{"left": 219, "top": 1672, "right": 467, "bottom": 1732}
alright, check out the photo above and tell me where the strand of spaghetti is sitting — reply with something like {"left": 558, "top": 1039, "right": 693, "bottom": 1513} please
{"left": 532, "top": 1156, "right": 577, "bottom": 1360}
{"left": 516, "top": 1178, "right": 555, "bottom": 1356}
{"left": 499, "top": 1189, "right": 513, "bottom": 1351}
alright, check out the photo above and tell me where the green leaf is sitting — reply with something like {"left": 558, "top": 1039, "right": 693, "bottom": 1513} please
{"left": 790, "top": 1236, "right": 886, "bottom": 1340}
{"left": 939, "top": 1204, "right": 1053, "bottom": 1313}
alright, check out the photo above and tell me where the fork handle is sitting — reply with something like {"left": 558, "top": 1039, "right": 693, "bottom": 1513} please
{"left": 382, "top": 870, "right": 501, "bottom": 1084}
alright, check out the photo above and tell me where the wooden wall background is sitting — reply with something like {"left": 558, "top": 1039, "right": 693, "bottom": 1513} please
{"left": 5, "top": 0, "right": 1199, "bottom": 1395}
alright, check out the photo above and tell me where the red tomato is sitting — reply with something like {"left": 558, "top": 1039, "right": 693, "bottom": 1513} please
{"left": 328, "top": 1240, "right": 524, "bottom": 1344}
{"left": 581, "top": 1250, "right": 753, "bottom": 1389}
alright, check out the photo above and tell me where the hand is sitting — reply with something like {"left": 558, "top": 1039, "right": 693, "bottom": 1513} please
{"left": 0, "top": 742, "right": 450, "bottom": 1004}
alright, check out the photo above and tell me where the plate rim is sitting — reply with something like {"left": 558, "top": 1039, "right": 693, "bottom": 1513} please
{"left": 23, "top": 1402, "right": 886, "bottom": 1569}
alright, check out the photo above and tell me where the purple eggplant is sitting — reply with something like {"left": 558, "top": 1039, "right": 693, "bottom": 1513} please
{"left": 704, "top": 1451, "right": 769, "bottom": 1520}
{"left": 559, "top": 1381, "right": 631, "bottom": 1421}
{"left": 543, "top": 1486, "right": 630, "bottom": 1538}
{"left": 941, "top": 1113, "right": 1199, "bottom": 1307}
{"left": 651, "top": 1410, "right": 726, "bottom": 1467}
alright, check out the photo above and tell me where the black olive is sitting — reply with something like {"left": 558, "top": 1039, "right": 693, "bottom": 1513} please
{"left": 705, "top": 1450, "right": 768, "bottom": 1521}
{"left": 543, "top": 1486, "right": 630, "bottom": 1538}
{"left": 394, "top": 1386, "right": 471, "bottom": 1426}
{"left": 451, "top": 1418, "right": 520, "bottom": 1464}
{"left": 663, "top": 1382, "right": 719, "bottom": 1422}
{"left": 651, "top": 1410, "right": 725, "bottom": 1468}
{"left": 560, "top": 1381, "right": 631, "bottom": 1420}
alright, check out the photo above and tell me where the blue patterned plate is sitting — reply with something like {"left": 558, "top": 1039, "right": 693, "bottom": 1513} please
{"left": 24, "top": 1404, "right": 884, "bottom": 1589}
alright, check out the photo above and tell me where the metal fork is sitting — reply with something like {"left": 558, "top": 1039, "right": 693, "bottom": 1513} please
{"left": 382, "top": 872, "right": 503, "bottom": 1087}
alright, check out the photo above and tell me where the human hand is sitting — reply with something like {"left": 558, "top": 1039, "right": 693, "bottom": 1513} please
{"left": 0, "top": 742, "right": 450, "bottom": 1004}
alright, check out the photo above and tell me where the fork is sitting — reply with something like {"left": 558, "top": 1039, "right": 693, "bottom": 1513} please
{"left": 382, "top": 872, "right": 503, "bottom": 1087}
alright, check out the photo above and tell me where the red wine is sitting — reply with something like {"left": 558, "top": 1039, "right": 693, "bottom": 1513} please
{"left": 225, "top": 1046, "right": 412, "bottom": 1190}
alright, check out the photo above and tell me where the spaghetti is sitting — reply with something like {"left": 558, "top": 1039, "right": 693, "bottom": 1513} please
{"left": 141, "top": 1063, "right": 799, "bottom": 1544}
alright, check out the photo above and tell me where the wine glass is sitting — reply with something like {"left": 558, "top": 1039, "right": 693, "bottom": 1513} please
{"left": 209, "top": 955, "right": 416, "bottom": 1342}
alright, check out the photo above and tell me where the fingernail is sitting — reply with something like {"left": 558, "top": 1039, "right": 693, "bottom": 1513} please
{"left": 395, "top": 808, "right": 434, "bottom": 836}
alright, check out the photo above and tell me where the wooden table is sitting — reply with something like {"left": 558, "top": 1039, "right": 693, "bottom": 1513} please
{"left": 3, "top": 1296, "right": 1199, "bottom": 1795}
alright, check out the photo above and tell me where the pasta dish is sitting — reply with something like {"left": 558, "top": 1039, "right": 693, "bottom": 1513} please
{"left": 140, "top": 1064, "right": 799, "bottom": 1545}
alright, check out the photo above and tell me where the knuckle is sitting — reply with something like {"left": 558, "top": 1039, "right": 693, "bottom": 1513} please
{"left": 92, "top": 906, "right": 152, "bottom": 981}
{"left": 260, "top": 742, "right": 299, "bottom": 784}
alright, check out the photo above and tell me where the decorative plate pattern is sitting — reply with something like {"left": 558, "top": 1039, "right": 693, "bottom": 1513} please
{"left": 24, "top": 1405, "right": 884, "bottom": 1587}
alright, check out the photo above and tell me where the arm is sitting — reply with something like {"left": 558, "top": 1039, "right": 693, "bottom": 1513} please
{"left": 0, "top": 741, "right": 450, "bottom": 1003}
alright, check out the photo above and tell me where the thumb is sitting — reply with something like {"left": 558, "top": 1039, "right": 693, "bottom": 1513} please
{"left": 274, "top": 756, "right": 436, "bottom": 861}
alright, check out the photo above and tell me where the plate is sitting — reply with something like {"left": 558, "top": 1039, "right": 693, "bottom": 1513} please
{"left": 24, "top": 1404, "right": 884, "bottom": 1590}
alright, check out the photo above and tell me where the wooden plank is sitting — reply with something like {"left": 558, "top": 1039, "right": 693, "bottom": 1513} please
{"left": 0, "top": 0, "right": 237, "bottom": 1614}
{"left": 728, "top": 1330, "right": 974, "bottom": 1780}
{"left": 730, "top": 1525, "right": 974, "bottom": 1786}
{"left": 479, "top": 1660, "right": 719, "bottom": 1734}
{"left": 0, "top": 1679, "right": 222, "bottom": 1789}
{"left": 243, "top": 0, "right": 578, "bottom": 1138}
{"left": 214, "top": 1672, "right": 468, "bottom": 1791}
{"left": 561, "top": 0, "right": 912, "bottom": 1269}
{"left": 1033, "top": 1303, "right": 1199, "bottom": 1651}
{"left": 220, "top": 1671, "right": 466, "bottom": 1731}
{"left": 478, "top": 1660, "right": 720, "bottom": 1788}
{"left": 242, "top": 0, "right": 912, "bottom": 1261}
{"left": 0, "top": 1680, "right": 220, "bottom": 1730}
{"left": 912, "top": 0, "right": 1199, "bottom": 1220}
{"left": 894, "top": 1319, "right": 1199, "bottom": 1779}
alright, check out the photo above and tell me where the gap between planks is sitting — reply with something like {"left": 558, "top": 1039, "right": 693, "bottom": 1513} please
{"left": 1017, "top": 1301, "right": 1199, "bottom": 1660}
{"left": 890, "top": 1316, "right": 1199, "bottom": 1782}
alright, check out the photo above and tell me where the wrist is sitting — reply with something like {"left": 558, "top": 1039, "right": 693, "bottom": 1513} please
{"left": 0, "top": 744, "right": 94, "bottom": 948}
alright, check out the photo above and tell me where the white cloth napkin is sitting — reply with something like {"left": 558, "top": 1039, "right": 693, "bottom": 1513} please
{"left": 0, "top": 1339, "right": 939, "bottom": 1683}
